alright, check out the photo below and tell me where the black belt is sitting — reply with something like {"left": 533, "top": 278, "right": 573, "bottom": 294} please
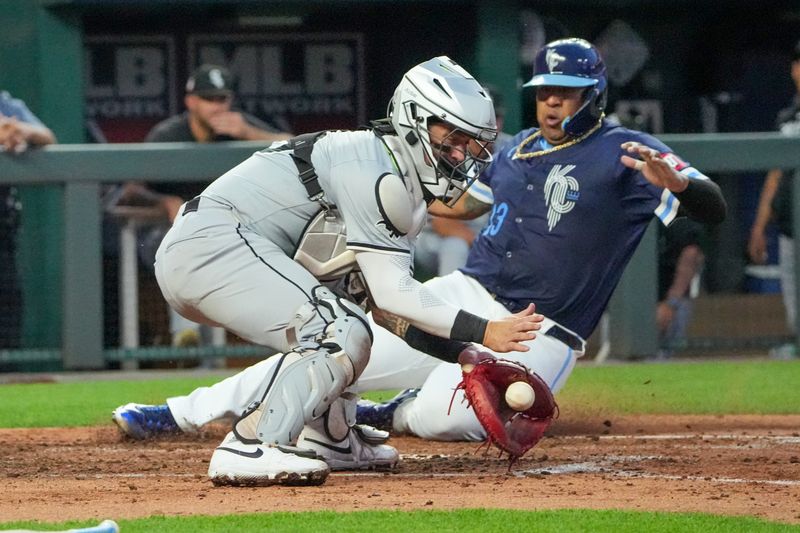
{"left": 487, "top": 288, "right": 584, "bottom": 351}
{"left": 544, "top": 323, "right": 584, "bottom": 352}
{"left": 183, "top": 196, "right": 201, "bottom": 215}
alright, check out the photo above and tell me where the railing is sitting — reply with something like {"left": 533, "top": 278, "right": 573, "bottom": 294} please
{"left": 0, "top": 134, "right": 798, "bottom": 369}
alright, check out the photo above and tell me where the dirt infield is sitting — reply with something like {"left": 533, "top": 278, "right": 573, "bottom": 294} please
{"left": 1, "top": 414, "right": 799, "bottom": 525}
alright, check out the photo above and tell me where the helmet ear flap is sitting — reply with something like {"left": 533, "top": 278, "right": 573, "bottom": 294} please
{"left": 591, "top": 80, "right": 608, "bottom": 117}
{"left": 562, "top": 84, "right": 607, "bottom": 137}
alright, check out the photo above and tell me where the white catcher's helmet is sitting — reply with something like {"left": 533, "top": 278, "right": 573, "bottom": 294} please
{"left": 389, "top": 56, "right": 497, "bottom": 206}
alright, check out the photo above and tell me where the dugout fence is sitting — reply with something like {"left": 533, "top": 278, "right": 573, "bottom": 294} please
{"left": 0, "top": 134, "right": 798, "bottom": 370}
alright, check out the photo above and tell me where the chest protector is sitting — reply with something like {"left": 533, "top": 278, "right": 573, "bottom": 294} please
{"left": 293, "top": 208, "right": 356, "bottom": 281}
{"left": 270, "top": 131, "right": 352, "bottom": 281}
{"left": 290, "top": 124, "right": 418, "bottom": 283}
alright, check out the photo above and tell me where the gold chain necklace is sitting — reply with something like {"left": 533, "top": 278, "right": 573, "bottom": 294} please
{"left": 512, "top": 119, "right": 603, "bottom": 160}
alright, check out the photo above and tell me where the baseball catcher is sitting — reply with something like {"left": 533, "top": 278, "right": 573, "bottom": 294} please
{"left": 113, "top": 56, "right": 545, "bottom": 488}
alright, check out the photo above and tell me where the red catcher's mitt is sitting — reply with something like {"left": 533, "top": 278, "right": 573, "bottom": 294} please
{"left": 451, "top": 348, "right": 557, "bottom": 465}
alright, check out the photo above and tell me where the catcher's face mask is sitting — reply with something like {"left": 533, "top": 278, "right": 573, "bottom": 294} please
{"left": 388, "top": 56, "right": 497, "bottom": 206}
{"left": 424, "top": 120, "right": 493, "bottom": 205}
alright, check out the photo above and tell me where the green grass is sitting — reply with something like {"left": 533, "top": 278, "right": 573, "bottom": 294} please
{"left": 560, "top": 359, "right": 800, "bottom": 415}
{"left": 0, "top": 377, "right": 222, "bottom": 428}
{"left": 3, "top": 509, "right": 799, "bottom": 533}
{"left": 0, "top": 359, "right": 797, "bottom": 428}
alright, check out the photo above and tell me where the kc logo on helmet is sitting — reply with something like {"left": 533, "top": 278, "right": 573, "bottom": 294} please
{"left": 546, "top": 49, "right": 566, "bottom": 73}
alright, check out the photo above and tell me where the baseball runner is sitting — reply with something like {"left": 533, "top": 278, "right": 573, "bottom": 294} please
{"left": 113, "top": 56, "right": 544, "bottom": 486}
{"left": 354, "top": 38, "right": 727, "bottom": 443}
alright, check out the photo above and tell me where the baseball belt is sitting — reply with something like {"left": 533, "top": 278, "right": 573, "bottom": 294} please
{"left": 543, "top": 323, "right": 584, "bottom": 352}
{"left": 489, "top": 291, "right": 584, "bottom": 352}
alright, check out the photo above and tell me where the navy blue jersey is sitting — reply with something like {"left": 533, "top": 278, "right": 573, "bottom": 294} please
{"left": 461, "top": 120, "right": 703, "bottom": 339}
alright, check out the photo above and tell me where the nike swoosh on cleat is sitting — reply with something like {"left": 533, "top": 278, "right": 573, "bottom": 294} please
{"left": 303, "top": 437, "right": 352, "bottom": 455}
{"left": 216, "top": 446, "right": 264, "bottom": 459}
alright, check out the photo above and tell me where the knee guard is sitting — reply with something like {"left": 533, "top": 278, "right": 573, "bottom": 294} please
{"left": 315, "top": 286, "right": 372, "bottom": 378}
{"left": 234, "top": 287, "right": 372, "bottom": 446}
{"left": 291, "top": 286, "right": 372, "bottom": 377}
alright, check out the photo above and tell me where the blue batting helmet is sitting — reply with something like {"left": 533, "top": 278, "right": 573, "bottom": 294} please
{"left": 523, "top": 38, "right": 608, "bottom": 137}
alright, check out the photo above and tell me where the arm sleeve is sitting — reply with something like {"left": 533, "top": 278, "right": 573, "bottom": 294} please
{"left": 632, "top": 133, "right": 727, "bottom": 227}
{"left": 674, "top": 177, "right": 727, "bottom": 225}
{"left": 356, "top": 250, "right": 487, "bottom": 341}
{"left": 467, "top": 179, "right": 494, "bottom": 204}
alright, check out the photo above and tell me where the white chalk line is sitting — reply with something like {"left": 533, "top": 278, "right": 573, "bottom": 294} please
{"left": 336, "top": 454, "right": 800, "bottom": 487}
{"left": 20, "top": 465, "right": 800, "bottom": 487}
{"left": 515, "top": 463, "right": 800, "bottom": 487}
{"left": 557, "top": 434, "right": 800, "bottom": 443}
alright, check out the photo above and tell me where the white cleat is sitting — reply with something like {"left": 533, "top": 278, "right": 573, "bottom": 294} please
{"left": 297, "top": 423, "right": 400, "bottom": 471}
{"left": 208, "top": 432, "right": 330, "bottom": 487}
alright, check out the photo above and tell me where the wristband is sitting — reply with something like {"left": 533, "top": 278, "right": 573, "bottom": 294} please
{"left": 450, "top": 310, "right": 489, "bottom": 344}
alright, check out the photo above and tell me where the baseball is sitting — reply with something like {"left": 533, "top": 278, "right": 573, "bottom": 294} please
{"left": 505, "top": 381, "right": 535, "bottom": 411}
{"left": 461, "top": 363, "right": 475, "bottom": 374}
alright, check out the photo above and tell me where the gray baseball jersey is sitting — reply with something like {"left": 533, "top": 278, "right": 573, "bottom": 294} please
{"left": 154, "top": 129, "right": 458, "bottom": 354}
{"left": 202, "top": 130, "right": 426, "bottom": 257}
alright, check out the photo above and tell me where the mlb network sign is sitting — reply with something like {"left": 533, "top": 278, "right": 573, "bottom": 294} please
{"left": 84, "top": 33, "right": 365, "bottom": 142}
{"left": 189, "top": 33, "right": 365, "bottom": 131}
{"left": 84, "top": 35, "right": 177, "bottom": 141}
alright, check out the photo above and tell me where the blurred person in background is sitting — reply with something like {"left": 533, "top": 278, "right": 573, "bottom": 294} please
{"left": 485, "top": 84, "right": 514, "bottom": 150}
{"left": 120, "top": 64, "right": 293, "bottom": 348}
{"left": 0, "top": 91, "right": 56, "bottom": 350}
{"left": 747, "top": 40, "right": 800, "bottom": 360}
{"left": 656, "top": 218, "right": 705, "bottom": 359}
{"left": 609, "top": 100, "right": 708, "bottom": 360}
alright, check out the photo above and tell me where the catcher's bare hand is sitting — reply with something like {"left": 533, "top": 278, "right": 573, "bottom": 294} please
{"left": 620, "top": 141, "right": 688, "bottom": 193}
{"left": 481, "top": 303, "right": 543, "bottom": 353}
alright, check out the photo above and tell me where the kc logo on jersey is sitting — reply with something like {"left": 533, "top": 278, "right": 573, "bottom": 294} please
{"left": 544, "top": 164, "right": 580, "bottom": 231}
